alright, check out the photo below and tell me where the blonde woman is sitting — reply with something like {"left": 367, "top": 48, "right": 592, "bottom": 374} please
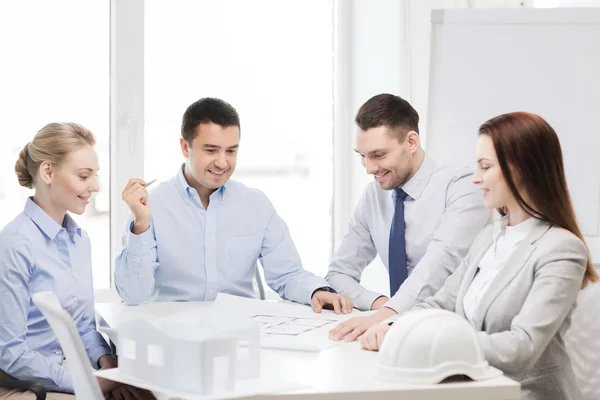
{"left": 0, "top": 123, "right": 144, "bottom": 399}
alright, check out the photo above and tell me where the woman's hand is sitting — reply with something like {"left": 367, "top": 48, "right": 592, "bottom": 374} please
{"left": 358, "top": 322, "right": 392, "bottom": 351}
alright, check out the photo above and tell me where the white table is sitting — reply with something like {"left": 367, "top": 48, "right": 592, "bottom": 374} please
{"left": 95, "top": 301, "right": 520, "bottom": 400}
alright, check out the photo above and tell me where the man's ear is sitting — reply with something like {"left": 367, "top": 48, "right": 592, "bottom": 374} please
{"left": 405, "top": 131, "right": 420, "bottom": 153}
{"left": 39, "top": 161, "right": 53, "bottom": 184}
{"left": 180, "top": 137, "right": 190, "bottom": 158}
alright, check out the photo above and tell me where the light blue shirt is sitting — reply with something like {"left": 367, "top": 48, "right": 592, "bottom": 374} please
{"left": 326, "top": 156, "right": 490, "bottom": 312}
{"left": 114, "top": 165, "right": 330, "bottom": 306}
{"left": 0, "top": 198, "right": 111, "bottom": 393}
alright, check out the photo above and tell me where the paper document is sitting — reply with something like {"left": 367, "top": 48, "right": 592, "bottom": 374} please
{"left": 204, "top": 294, "right": 372, "bottom": 351}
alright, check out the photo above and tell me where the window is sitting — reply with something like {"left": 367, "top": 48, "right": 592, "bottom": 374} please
{"left": 0, "top": 1, "right": 110, "bottom": 289}
{"left": 143, "top": 0, "right": 335, "bottom": 277}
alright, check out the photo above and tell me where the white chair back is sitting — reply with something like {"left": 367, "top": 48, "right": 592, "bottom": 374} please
{"left": 32, "top": 291, "right": 104, "bottom": 400}
{"left": 254, "top": 263, "right": 266, "bottom": 300}
{"left": 565, "top": 280, "right": 600, "bottom": 400}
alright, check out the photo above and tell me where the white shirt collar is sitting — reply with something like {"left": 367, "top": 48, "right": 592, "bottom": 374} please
{"left": 492, "top": 212, "right": 541, "bottom": 247}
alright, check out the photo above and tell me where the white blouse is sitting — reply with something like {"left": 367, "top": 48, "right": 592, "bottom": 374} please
{"left": 463, "top": 215, "right": 540, "bottom": 326}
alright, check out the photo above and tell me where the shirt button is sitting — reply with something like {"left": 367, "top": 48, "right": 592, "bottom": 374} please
{"left": 200, "top": 211, "right": 205, "bottom": 215}
{"left": 67, "top": 268, "right": 72, "bottom": 273}
{"left": 208, "top": 234, "right": 213, "bottom": 240}
{"left": 208, "top": 262, "right": 213, "bottom": 267}
{"left": 72, "top": 296, "right": 78, "bottom": 302}
{"left": 209, "top": 289, "right": 214, "bottom": 294}
{"left": 55, "top": 350, "right": 62, "bottom": 355}
{"left": 134, "top": 273, "right": 139, "bottom": 278}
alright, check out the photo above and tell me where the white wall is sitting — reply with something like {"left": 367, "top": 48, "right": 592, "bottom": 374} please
{"left": 404, "top": 0, "right": 526, "bottom": 143}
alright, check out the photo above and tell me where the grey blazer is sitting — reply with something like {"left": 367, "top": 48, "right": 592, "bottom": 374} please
{"left": 413, "top": 219, "right": 587, "bottom": 400}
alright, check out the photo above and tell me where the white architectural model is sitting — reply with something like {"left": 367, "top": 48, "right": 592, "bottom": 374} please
{"left": 118, "top": 314, "right": 260, "bottom": 395}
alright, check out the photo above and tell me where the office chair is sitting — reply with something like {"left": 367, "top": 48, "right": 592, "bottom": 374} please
{"left": 0, "top": 372, "right": 46, "bottom": 400}
{"left": 565, "top": 279, "right": 600, "bottom": 400}
{"left": 32, "top": 292, "right": 105, "bottom": 400}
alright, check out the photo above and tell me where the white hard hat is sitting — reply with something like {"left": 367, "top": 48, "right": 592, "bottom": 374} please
{"left": 376, "top": 308, "right": 502, "bottom": 384}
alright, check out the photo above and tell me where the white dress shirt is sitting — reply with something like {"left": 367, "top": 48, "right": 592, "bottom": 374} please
{"left": 326, "top": 155, "right": 490, "bottom": 312}
{"left": 463, "top": 215, "right": 540, "bottom": 326}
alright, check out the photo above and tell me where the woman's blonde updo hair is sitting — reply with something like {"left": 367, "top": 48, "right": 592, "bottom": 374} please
{"left": 15, "top": 123, "right": 96, "bottom": 189}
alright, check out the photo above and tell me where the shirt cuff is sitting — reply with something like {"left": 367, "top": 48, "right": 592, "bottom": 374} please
{"left": 383, "top": 289, "right": 416, "bottom": 314}
{"left": 125, "top": 221, "right": 155, "bottom": 257}
{"left": 303, "top": 279, "right": 331, "bottom": 304}
{"left": 355, "top": 290, "right": 385, "bottom": 311}
{"left": 88, "top": 342, "right": 112, "bottom": 369}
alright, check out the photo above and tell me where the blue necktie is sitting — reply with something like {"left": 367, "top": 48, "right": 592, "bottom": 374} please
{"left": 389, "top": 188, "right": 408, "bottom": 297}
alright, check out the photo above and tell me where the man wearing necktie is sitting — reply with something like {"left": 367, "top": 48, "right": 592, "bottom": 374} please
{"left": 327, "top": 93, "right": 489, "bottom": 342}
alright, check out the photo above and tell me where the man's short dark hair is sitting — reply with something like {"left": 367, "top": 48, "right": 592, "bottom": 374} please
{"left": 181, "top": 97, "right": 240, "bottom": 143}
{"left": 355, "top": 93, "right": 419, "bottom": 139}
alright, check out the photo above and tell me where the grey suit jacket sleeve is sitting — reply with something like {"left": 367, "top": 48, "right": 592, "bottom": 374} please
{"left": 477, "top": 234, "right": 587, "bottom": 374}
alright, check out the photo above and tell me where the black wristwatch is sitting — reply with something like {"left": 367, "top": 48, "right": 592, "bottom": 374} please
{"left": 311, "top": 286, "right": 337, "bottom": 298}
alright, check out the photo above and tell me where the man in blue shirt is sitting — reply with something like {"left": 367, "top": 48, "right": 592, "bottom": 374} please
{"left": 115, "top": 98, "right": 350, "bottom": 313}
